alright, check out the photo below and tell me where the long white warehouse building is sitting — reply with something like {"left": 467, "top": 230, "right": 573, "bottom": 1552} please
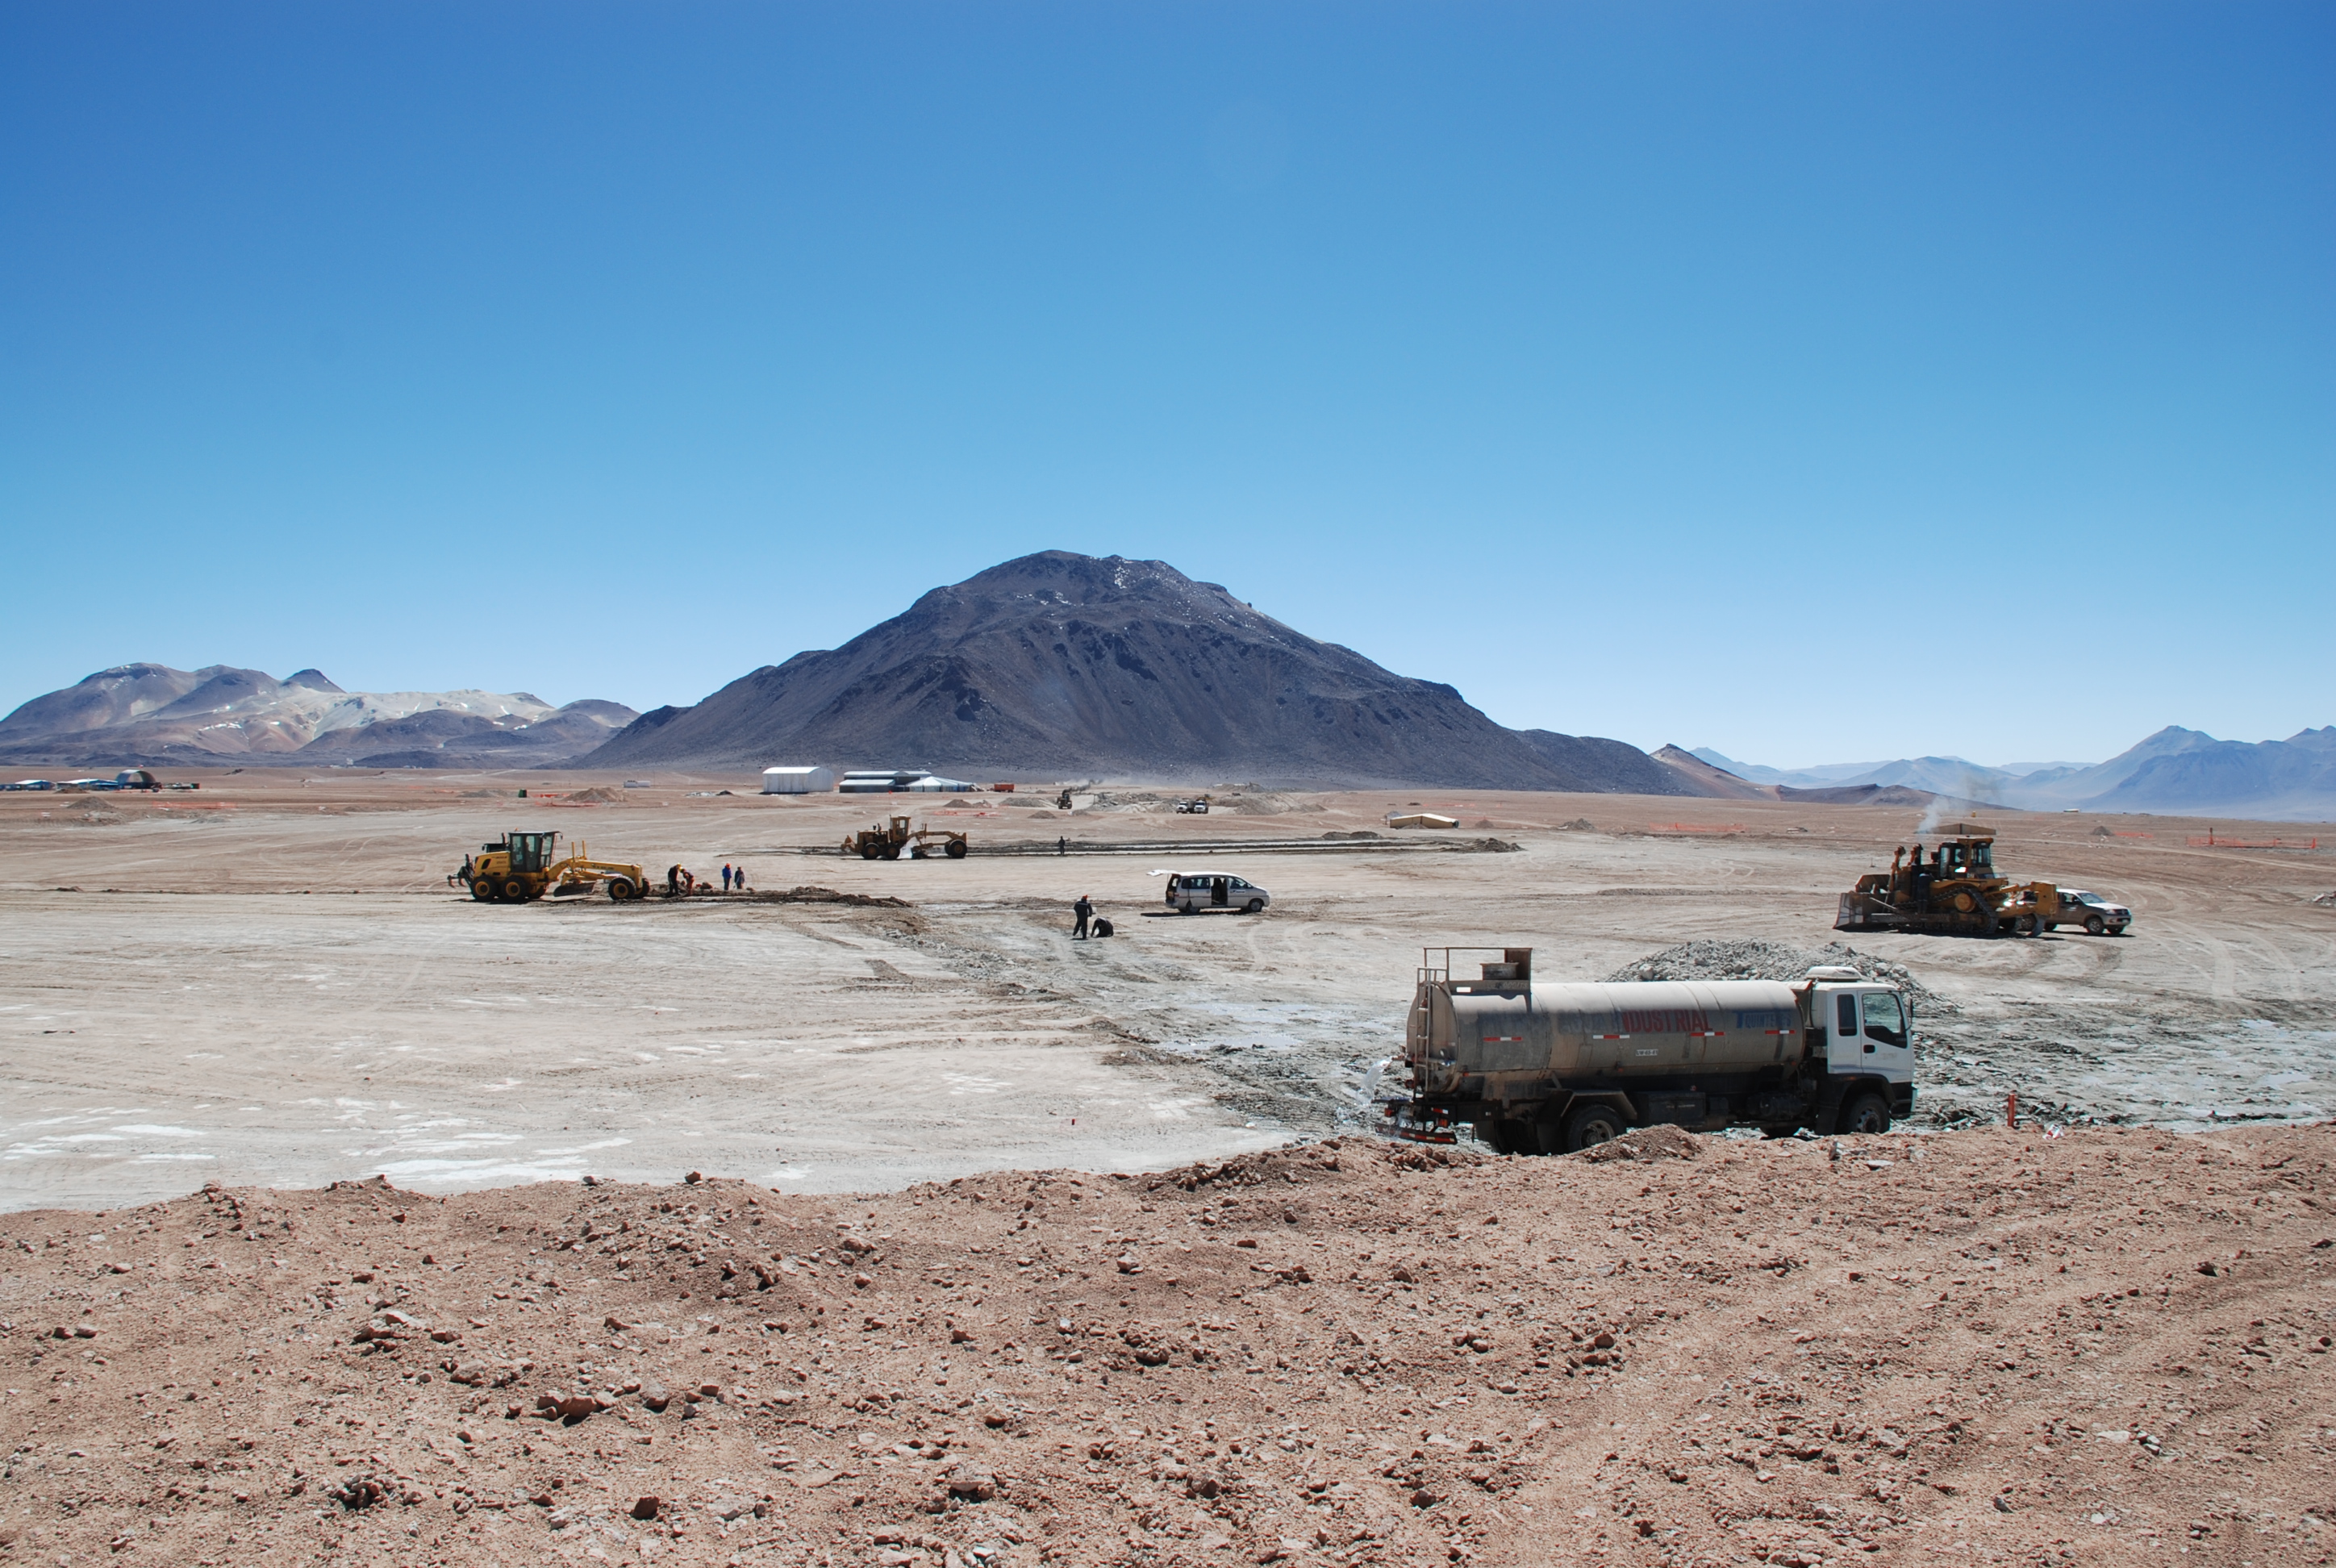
{"left": 761, "top": 766, "right": 836, "bottom": 794}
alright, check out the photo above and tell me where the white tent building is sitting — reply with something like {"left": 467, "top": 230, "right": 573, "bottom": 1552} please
{"left": 760, "top": 765, "right": 836, "bottom": 794}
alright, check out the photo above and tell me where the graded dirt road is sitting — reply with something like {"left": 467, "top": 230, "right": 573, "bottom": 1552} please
{"left": 2, "top": 772, "right": 2332, "bottom": 1210}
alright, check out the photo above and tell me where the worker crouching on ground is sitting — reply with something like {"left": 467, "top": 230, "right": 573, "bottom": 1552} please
{"left": 1073, "top": 894, "right": 1093, "bottom": 939}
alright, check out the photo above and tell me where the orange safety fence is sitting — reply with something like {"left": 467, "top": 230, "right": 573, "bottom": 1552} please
{"left": 2187, "top": 832, "right": 2321, "bottom": 849}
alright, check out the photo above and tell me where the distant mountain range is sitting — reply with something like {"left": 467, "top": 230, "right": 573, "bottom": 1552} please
{"left": 8, "top": 582, "right": 2322, "bottom": 821}
{"left": 1692, "top": 750, "right": 2091, "bottom": 790}
{"left": 578, "top": 552, "right": 1693, "bottom": 793}
{"left": 1693, "top": 726, "right": 2336, "bottom": 821}
{"left": 0, "top": 664, "right": 635, "bottom": 769}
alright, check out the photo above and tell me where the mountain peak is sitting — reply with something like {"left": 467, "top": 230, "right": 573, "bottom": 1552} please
{"left": 581, "top": 553, "right": 1687, "bottom": 792}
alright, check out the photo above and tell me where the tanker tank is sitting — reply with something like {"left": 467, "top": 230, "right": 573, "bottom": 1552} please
{"left": 1390, "top": 947, "right": 1915, "bottom": 1153}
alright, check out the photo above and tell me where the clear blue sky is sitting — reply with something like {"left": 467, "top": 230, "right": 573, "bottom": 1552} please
{"left": 4, "top": 2, "right": 2329, "bottom": 768}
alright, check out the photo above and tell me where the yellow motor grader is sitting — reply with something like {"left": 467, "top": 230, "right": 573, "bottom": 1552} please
{"left": 1835, "top": 821, "right": 2062, "bottom": 937}
{"left": 842, "top": 815, "right": 968, "bottom": 861}
{"left": 450, "top": 831, "right": 651, "bottom": 903}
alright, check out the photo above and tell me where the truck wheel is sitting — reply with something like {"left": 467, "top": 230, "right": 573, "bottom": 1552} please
{"left": 946, "top": 840, "right": 967, "bottom": 859}
{"left": 502, "top": 879, "right": 530, "bottom": 902}
{"left": 860, "top": 844, "right": 880, "bottom": 860}
{"left": 1479, "top": 1120, "right": 1521, "bottom": 1156}
{"left": 2084, "top": 915, "right": 2106, "bottom": 936}
{"left": 2013, "top": 914, "right": 2037, "bottom": 936}
{"left": 472, "top": 880, "right": 497, "bottom": 902}
{"left": 1838, "top": 1091, "right": 1892, "bottom": 1136}
{"left": 1244, "top": 898, "right": 1265, "bottom": 913}
{"left": 1562, "top": 1102, "right": 1626, "bottom": 1153}
{"left": 607, "top": 879, "right": 634, "bottom": 901}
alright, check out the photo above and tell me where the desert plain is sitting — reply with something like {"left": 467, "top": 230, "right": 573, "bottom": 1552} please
{"left": 1, "top": 772, "right": 2331, "bottom": 1567}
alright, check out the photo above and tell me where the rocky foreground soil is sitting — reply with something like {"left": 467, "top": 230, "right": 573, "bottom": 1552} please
{"left": 2, "top": 1126, "right": 2331, "bottom": 1568}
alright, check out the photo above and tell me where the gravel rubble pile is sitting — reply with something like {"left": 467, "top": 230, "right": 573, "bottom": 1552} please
{"left": 1602, "top": 940, "right": 1954, "bottom": 1015}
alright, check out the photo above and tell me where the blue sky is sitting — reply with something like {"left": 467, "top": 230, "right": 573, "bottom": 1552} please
{"left": 4, "top": 2, "right": 2329, "bottom": 768}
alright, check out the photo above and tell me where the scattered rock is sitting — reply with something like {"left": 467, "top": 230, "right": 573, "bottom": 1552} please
{"left": 1578, "top": 1124, "right": 1702, "bottom": 1163}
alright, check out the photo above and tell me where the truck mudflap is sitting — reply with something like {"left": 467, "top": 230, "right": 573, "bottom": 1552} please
{"left": 1890, "top": 1082, "right": 1915, "bottom": 1119}
{"left": 1382, "top": 1101, "right": 1461, "bottom": 1144}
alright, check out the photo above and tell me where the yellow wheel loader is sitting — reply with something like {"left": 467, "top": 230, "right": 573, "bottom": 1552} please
{"left": 450, "top": 831, "right": 652, "bottom": 903}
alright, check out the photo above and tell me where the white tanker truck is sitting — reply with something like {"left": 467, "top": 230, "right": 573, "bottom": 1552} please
{"left": 1386, "top": 948, "right": 1915, "bottom": 1153}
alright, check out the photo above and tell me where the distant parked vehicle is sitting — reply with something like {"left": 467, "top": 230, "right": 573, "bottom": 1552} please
{"left": 1162, "top": 872, "right": 1269, "bottom": 915}
{"left": 6, "top": 779, "right": 56, "bottom": 791}
{"left": 2053, "top": 889, "right": 2132, "bottom": 936}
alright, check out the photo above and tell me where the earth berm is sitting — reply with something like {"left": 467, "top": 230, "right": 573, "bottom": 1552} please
{"left": 3, "top": 1125, "right": 2330, "bottom": 1566}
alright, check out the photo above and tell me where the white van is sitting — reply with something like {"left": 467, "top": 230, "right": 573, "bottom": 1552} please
{"left": 1164, "top": 873, "right": 1270, "bottom": 914}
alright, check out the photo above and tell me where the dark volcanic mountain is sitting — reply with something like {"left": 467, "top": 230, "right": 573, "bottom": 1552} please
{"left": 580, "top": 553, "right": 1692, "bottom": 792}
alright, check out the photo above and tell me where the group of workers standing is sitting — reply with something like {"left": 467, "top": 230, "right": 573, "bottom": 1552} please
{"left": 661, "top": 861, "right": 750, "bottom": 896}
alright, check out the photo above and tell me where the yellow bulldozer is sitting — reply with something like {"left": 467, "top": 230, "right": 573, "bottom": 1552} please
{"left": 450, "top": 830, "right": 652, "bottom": 903}
{"left": 842, "top": 815, "right": 969, "bottom": 861}
{"left": 1835, "top": 821, "right": 2062, "bottom": 937}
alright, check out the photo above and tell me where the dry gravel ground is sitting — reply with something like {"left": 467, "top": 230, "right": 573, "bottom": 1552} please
{"left": 2, "top": 770, "right": 2331, "bottom": 1210}
{"left": 2, "top": 1126, "right": 2331, "bottom": 1568}
{"left": 3, "top": 769, "right": 2334, "bottom": 1566}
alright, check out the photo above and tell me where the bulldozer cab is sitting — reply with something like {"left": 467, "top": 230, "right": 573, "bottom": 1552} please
{"left": 506, "top": 831, "right": 558, "bottom": 874}
{"left": 1934, "top": 839, "right": 1993, "bottom": 878}
{"left": 1938, "top": 825, "right": 1996, "bottom": 878}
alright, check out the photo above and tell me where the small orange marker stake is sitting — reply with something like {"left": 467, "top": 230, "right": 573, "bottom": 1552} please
{"left": 2006, "top": 1091, "right": 2019, "bottom": 1129}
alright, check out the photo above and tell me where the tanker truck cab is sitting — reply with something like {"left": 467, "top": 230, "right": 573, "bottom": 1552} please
{"left": 1390, "top": 949, "right": 1914, "bottom": 1152}
{"left": 1808, "top": 964, "right": 1915, "bottom": 1132}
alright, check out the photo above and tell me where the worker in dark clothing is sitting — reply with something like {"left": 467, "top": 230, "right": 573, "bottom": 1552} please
{"left": 665, "top": 864, "right": 682, "bottom": 897}
{"left": 1057, "top": 836, "right": 1066, "bottom": 856}
{"left": 1073, "top": 895, "right": 1093, "bottom": 940}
